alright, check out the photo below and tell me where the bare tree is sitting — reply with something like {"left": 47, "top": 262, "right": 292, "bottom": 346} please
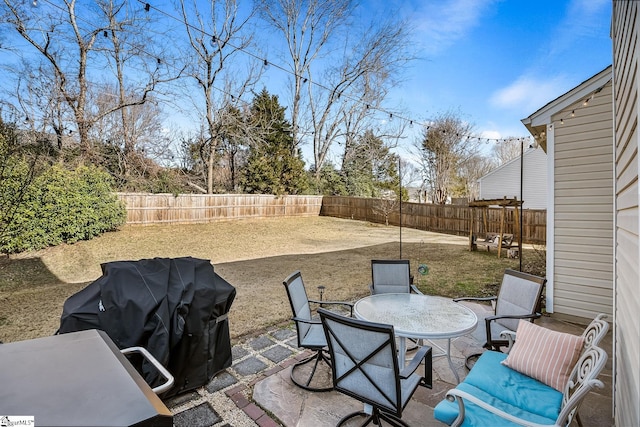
{"left": 178, "top": 0, "right": 261, "bottom": 193}
{"left": 455, "top": 154, "right": 496, "bottom": 200}
{"left": 492, "top": 137, "right": 523, "bottom": 165}
{"left": 1, "top": 0, "right": 173, "bottom": 156}
{"left": 415, "top": 111, "right": 481, "bottom": 204}
{"left": 257, "top": 0, "right": 351, "bottom": 152}
{"left": 259, "top": 0, "right": 414, "bottom": 181}
{"left": 91, "top": 87, "right": 172, "bottom": 178}
{"left": 96, "top": 0, "right": 180, "bottom": 173}
{"left": 373, "top": 192, "right": 399, "bottom": 226}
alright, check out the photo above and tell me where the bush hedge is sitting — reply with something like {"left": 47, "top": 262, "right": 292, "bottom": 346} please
{"left": 1, "top": 164, "right": 126, "bottom": 254}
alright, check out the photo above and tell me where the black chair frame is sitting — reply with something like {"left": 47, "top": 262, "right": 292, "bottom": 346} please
{"left": 283, "top": 271, "right": 354, "bottom": 392}
{"left": 319, "top": 308, "right": 432, "bottom": 427}
{"left": 454, "top": 269, "right": 546, "bottom": 369}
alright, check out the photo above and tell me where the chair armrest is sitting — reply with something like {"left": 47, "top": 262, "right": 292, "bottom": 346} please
{"left": 485, "top": 312, "right": 541, "bottom": 323}
{"left": 445, "top": 388, "right": 555, "bottom": 427}
{"left": 410, "top": 285, "right": 423, "bottom": 295}
{"left": 291, "top": 316, "right": 322, "bottom": 325}
{"left": 309, "top": 299, "right": 354, "bottom": 316}
{"left": 453, "top": 296, "right": 497, "bottom": 303}
{"left": 400, "top": 345, "right": 432, "bottom": 388}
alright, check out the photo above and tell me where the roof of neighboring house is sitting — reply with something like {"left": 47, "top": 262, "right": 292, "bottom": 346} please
{"left": 521, "top": 65, "right": 612, "bottom": 152}
{"left": 478, "top": 147, "right": 542, "bottom": 182}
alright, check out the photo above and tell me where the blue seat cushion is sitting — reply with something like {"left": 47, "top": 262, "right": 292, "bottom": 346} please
{"left": 434, "top": 382, "right": 557, "bottom": 426}
{"left": 434, "top": 351, "right": 563, "bottom": 426}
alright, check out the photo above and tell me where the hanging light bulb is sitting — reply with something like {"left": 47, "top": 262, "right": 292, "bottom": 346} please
{"left": 144, "top": 3, "right": 150, "bottom": 12}
{"left": 571, "top": 110, "right": 575, "bottom": 117}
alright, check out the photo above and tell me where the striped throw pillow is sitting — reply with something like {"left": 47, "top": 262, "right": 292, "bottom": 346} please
{"left": 502, "top": 320, "right": 584, "bottom": 391}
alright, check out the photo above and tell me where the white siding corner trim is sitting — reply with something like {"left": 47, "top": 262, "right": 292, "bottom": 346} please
{"left": 546, "top": 123, "right": 555, "bottom": 313}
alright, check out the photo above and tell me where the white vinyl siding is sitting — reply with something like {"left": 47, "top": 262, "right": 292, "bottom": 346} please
{"left": 612, "top": 2, "right": 640, "bottom": 426}
{"left": 551, "top": 82, "right": 614, "bottom": 321}
{"left": 478, "top": 148, "right": 547, "bottom": 209}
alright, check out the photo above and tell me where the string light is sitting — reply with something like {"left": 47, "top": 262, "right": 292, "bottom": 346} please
{"left": 130, "top": 0, "right": 519, "bottom": 142}
{"left": 34, "top": 0, "right": 531, "bottom": 146}
{"left": 554, "top": 84, "right": 607, "bottom": 127}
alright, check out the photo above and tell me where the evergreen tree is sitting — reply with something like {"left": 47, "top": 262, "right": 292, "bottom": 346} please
{"left": 242, "top": 89, "right": 308, "bottom": 195}
{"left": 342, "top": 130, "right": 400, "bottom": 197}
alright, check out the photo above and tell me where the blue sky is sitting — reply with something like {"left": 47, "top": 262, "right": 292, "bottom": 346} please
{"left": 256, "top": 0, "right": 613, "bottom": 164}
{"left": 381, "top": 0, "right": 611, "bottom": 139}
{"left": 1, "top": 0, "right": 613, "bottom": 166}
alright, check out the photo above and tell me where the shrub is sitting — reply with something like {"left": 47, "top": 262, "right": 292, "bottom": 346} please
{"left": 1, "top": 164, "right": 126, "bottom": 253}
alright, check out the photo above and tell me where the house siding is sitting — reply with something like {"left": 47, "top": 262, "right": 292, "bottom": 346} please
{"left": 478, "top": 148, "right": 547, "bottom": 209}
{"left": 612, "top": 2, "right": 640, "bottom": 426}
{"left": 550, "top": 82, "right": 614, "bottom": 322}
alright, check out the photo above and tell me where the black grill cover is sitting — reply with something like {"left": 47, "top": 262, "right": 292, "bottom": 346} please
{"left": 58, "top": 257, "right": 236, "bottom": 397}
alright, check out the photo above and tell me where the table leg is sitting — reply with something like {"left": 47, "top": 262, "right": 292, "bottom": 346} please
{"left": 398, "top": 337, "right": 407, "bottom": 367}
{"left": 424, "top": 338, "right": 461, "bottom": 384}
{"left": 446, "top": 338, "right": 460, "bottom": 384}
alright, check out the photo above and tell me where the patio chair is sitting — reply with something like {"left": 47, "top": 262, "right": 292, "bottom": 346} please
{"left": 370, "top": 259, "right": 423, "bottom": 350}
{"left": 369, "top": 259, "right": 422, "bottom": 295}
{"left": 318, "top": 308, "right": 432, "bottom": 427}
{"left": 502, "top": 313, "right": 610, "bottom": 427}
{"left": 454, "top": 269, "right": 546, "bottom": 369}
{"left": 504, "top": 313, "right": 609, "bottom": 351}
{"left": 283, "top": 270, "right": 354, "bottom": 392}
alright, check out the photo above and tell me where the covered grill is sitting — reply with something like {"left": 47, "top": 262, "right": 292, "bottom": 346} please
{"left": 58, "top": 257, "right": 236, "bottom": 397}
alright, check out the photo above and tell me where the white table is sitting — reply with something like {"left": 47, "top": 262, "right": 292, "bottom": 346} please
{"left": 354, "top": 293, "right": 477, "bottom": 383}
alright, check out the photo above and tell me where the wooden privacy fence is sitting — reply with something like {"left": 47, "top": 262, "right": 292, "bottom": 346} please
{"left": 116, "top": 193, "right": 546, "bottom": 244}
{"left": 320, "top": 196, "right": 546, "bottom": 245}
{"left": 117, "top": 193, "right": 323, "bottom": 225}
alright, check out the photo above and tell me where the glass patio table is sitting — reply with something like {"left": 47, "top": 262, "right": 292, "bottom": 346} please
{"left": 353, "top": 293, "right": 477, "bottom": 383}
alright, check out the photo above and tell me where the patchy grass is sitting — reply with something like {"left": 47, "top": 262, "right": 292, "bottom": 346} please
{"left": 0, "top": 216, "right": 541, "bottom": 343}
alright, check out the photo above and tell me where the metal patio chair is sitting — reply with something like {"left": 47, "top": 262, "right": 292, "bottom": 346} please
{"left": 502, "top": 313, "right": 610, "bottom": 427}
{"left": 319, "top": 308, "right": 432, "bottom": 427}
{"left": 454, "top": 268, "right": 546, "bottom": 369}
{"left": 369, "top": 259, "right": 421, "bottom": 295}
{"left": 283, "top": 270, "right": 353, "bottom": 392}
{"left": 370, "top": 259, "right": 423, "bottom": 350}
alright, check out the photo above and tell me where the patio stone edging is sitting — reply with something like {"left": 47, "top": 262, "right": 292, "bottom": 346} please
{"left": 166, "top": 324, "right": 304, "bottom": 427}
